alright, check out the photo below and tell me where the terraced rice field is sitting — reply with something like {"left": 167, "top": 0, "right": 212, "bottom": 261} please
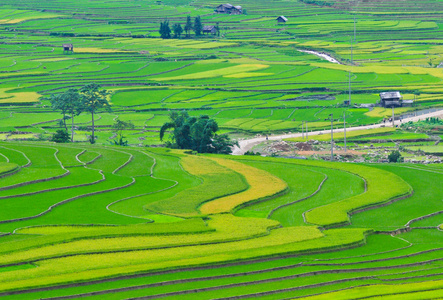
{"left": 0, "top": 0, "right": 442, "bottom": 143}
{"left": 0, "top": 141, "right": 441, "bottom": 299}
{"left": 0, "top": 0, "right": 442, "bottom": 298}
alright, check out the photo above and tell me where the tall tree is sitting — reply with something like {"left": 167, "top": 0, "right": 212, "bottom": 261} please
{"left": 184, "top": 15, "right": 192, "bottom": 38}
{"left": 173, "top": 23, "right": 183, "bottom": 39}
{"left": 62, "top": 89, "right": 83, "bottom": 142}
{"left": 159, "top": 19, "right": 171, "bottom": 39}
{"left": 193, "top": 16, "right": 202, "bottom": 36}
{"left": 80, "top": 84, "right": 111, "bottom": 144}
{"left": 49, "top": 93, "right": 68, "bottom": 130}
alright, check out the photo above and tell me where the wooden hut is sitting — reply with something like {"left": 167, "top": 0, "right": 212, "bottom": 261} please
{"left": 203, "top": 25, "right": 217, "bottom": 35}
{"left": 215, "top": 3, "right": 242, "bottom": 14}
{"left": 231, "top": 5, "right": 242, "bottom": 14}
{"left": 63, "top": 43, "right": 74, "bottom": 53}
{"left": 215, "top": 3, "right": 233, "bottom": 13}
{"left": 277, "top": 16, "right": 288, "bottom": 23}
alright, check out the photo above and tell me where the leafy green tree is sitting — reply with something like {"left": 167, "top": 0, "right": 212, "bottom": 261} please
{"left": 388, "top": 150, "right": 404, "bottom": 163}
{"left": 112, "top": 119, "right": 134, "bottom": 146}
{"left": 50, "top": 89, "right": 83, "bottom": 142}
{"left": 51, "top": 129, "right": 70, "bottom": 143}
{"left": 63, "top": 89, "right": 83, "bottom": 142}
{"left": 159, "top": 19, "right": 171, "bottom": 39}
{"left": 193, "top": 16, "right": 202, "bottom": 36}
{"left": 173, "top": 23, "right": 183, "bottom": 38}
{"left": 211, "top": 132, "right": 238, "bottom": 154}
{"left": 189, "top": 115, "right": 218, "bottom": 153}
{"left": 49, "top": 93, "right": 68, "bottom": 130}
{"left": 80, "top": 84, "right": 111, "bottom": 144}
{"left": 160, "top": 111, "right": 194, "bottom": 149}
{"left": 184, "top": 15, "right": 192, "bottom": 38}
{"left": 160, "top": 111, "right": 237, "bottom": 154}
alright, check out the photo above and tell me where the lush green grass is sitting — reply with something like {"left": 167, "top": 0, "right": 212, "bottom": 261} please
{"left": 304, "top": 163, "right": 412, "bottom": 227}
{"left": 0, "top": 162, "right": 19, "bottom": 175}
{"left": 0, "top": 0, "right": 442, "bottom": 297}
{"left": 234, "top": 161, "right": 326, "bottom": 221}
{"left": 231, "top": 155, "right": 411, "bottom": 228}
{"left": 145, "top": 154, "right": 249, "bottom": 217}
{"left": 349, "top": 164, "right": 443, "bottom": 230}
{"left": 0, "top": 0, "right": 441, "bottom": 141}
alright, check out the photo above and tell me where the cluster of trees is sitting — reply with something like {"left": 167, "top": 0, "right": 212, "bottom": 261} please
{"left": 299, "top": 0, "right": 333, "bottom": 7}
{"left": 160, "top": 15, "right": 214, "bottom": 39}
{"left": 160, "top": 111, "right": 237, "bottom": 154}
{"left": 49, "top": 84, "right": 111, "bottom": 144}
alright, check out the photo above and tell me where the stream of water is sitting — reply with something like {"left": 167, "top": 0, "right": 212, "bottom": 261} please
{"left": 297, "top": 49, "right": 342, "bottom": 64}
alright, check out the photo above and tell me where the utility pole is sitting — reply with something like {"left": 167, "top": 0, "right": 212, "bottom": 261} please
{"left": 301, "top": 121, "right": 304, "bottom": 139}
{"left": 327, "top": 113, "right": 334, "bottom": 161}
{"left": 351, "top": 38, "right": 353, "bottom": 64}
{"left": 348, "top": 71, "right": 352, "bottom": 105}
{"left": 343, "top": 111, "right": 347, "bottom": 153}
{"left": 354, "top": 16, "right": 356, "bottom": 43}
{"left": 392, "top": 106, "right": 395, "bottom": 127}
{"left": 347, "top": 38, "right": 353, "bottom": 106}
{"left": 305, "top": 121, "right": 308, "bottom": 140}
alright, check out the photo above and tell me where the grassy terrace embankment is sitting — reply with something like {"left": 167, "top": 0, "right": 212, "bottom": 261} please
{"left": 0, "top": 0, "right": 442, "bottom": 298}
{"left": 0, "top": 142, "right": 441, "bottom": 299}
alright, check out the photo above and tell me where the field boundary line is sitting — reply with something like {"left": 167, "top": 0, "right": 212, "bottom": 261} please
{"left": 405, "top": 209, "right": 443, "bottom": 227}
{"left": 0, "top": 145, "right": 31, "bottom": 167}
{"left": 0, "top": 166, "right": 21, "bottom": 179}
{"left": 0, "top": 177, "right": 135, "bottom": 224}
{"left": 268, "top": 169, "right": 328, "bottom": 219}
{"left": 0, "top": 170, "right": 105, "bottom": 200}
{"left": 0, "top": 235, "right": 376, "bottom": 296}
{"left": 0, "top": 144, "right": 72, "bottom": 191}
{"left": 106, "top": 150, "right": 180, "bottom": 220}
{"left": 302, "top": 169, "right": 368, "bottom": 227}
{"left": 401, "top": 165, "right": 443, "bottom": 175}
{"left": 74, "top": 149, "right": 86, "bottom": 165}
{"left": 0, "top": 151, "right": 9, "bottom": 163}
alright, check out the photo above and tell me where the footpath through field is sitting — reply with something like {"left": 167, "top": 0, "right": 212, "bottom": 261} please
{"left": 232, "top": 109, "right": 443, "bottom": 155}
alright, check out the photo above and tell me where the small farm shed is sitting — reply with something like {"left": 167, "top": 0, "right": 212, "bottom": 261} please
{"left": 231, "top": 5, "right": 242, "bottom": 14}
{"left": 63, "top": 43, "right": 74, "bottom": 53}
{"left": 277, "top": 16, "right": 288, "bottom": 23}
{"left": 215, "top": 4, "right": 242, "bottom": 14}
{"left": 379, "top": 91, "right": 402, "bottom": 107}
{"left": 203, "top": 25, "right": 217, "bottom": 35}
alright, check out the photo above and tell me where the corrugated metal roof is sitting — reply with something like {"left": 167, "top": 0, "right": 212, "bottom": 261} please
{"left": 380, "top": 91, "right": 402, "bottom": 100}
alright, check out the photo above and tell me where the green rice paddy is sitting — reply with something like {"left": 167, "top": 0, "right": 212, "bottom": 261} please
{"left": 0, "top": 0, "right": 442, "bottom": 298}
{"left": 0, "top": 142, "right": 441, "bottom": 299}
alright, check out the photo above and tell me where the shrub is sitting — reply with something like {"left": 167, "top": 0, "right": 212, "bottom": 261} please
{"left": 51, "top": 130, "right": 70, "bottom": 143}
{"left": 244, "top": 151, "right": 261, "bottom": 156}
{"left": 388, "top": 150, "right": 403, "bottom": 163}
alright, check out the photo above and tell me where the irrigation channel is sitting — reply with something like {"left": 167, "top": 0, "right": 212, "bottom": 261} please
{"left": 297, "top": 50, "right": 342, "bottom": 64}
{"left": 232, "top": 108, "right": 443, "bottom": 155}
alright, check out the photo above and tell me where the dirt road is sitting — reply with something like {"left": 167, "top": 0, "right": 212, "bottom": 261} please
{"left": 232, "top": 109, "right": 443, "bottom": 155}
